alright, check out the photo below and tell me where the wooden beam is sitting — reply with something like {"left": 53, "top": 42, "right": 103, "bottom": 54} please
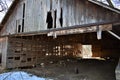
{"left": 88, "top": 0, "right": 120, "bottom": 14}
{"left": 107, "top": 30, "right": 120, "bottom": 40}
{"left": 0, "top": 21, "right": 114, "bottom": 37}
{"left": 97, "top": 26, "right": 102, "bottom": 40}
{"left": 106, "top": 0, "right": 114, "bottom": 7}
{"left": 48, "top": 24, "right": 112, "bottom": 37}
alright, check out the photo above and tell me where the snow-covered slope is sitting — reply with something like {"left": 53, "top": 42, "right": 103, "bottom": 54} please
{"left": 0, "top": 71, "right": 53, "bottom": 80}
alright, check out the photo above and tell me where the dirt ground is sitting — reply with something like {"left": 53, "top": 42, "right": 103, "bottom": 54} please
{"left": 20, "top": 58, "right": 119, "bottom": 80}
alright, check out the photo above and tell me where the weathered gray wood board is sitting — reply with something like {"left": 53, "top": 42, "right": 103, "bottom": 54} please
{"left": 0, "top": 37, "right": 8, "bottom": 69}
{"left": 1, "top": 0, "right": 120, "bottom": 36}
{"left": 116, "top": 58, "right": 120, "bottom": 80}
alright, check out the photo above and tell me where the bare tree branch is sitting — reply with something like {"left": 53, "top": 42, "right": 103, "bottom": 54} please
{"left": 0, "top": 0, "right": 11, "bottom": 12}
{"left": 106, "top": 0, "right": 114, "bottom": 7}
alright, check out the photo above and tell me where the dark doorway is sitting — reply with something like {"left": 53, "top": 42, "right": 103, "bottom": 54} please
{"left": 18, "top": 25, "right": 21, "bottom": 33}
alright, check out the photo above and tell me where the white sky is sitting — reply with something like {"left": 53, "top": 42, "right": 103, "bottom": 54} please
{"left": 0, "top": 0, "right": 12, "bottom": 22}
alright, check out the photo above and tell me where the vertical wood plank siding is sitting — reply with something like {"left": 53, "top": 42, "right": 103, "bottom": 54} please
{"left": 1, "top": 0, "right": 120, "bottom": 36}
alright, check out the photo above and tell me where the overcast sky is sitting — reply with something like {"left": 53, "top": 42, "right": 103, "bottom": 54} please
{"left": 0, "top": 0, "right": 120, "bottom": 23}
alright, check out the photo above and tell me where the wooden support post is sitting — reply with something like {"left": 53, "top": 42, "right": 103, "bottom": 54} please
{"left": 97, "top": 26, "right": 102, "bottom": 40}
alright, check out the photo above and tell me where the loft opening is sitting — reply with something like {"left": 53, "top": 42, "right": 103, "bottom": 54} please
{"left": 22, "top": 3, "right": 25, "bottom": 32}
{"left": 46, "top": 11, "right": 53, "bottom": 29}
{"left": 59, "top": 8, "right": 63, "bottom": 27}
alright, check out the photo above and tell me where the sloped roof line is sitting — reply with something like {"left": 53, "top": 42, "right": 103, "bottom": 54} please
{"left": 88, "top": 0, "right": 120, "bottom": 14}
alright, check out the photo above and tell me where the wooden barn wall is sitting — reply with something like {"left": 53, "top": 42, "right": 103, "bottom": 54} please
{"left": 6, "top": 37, "right": 76, "bottom": 68}
{"left": 5, "top": 31, "right": 120, "bottom": 68}
{"left": 1, "top": 0, "right": 120, "bottom": 36}
{"left": 7, "top": 38, "right": 38, "bottom": 68}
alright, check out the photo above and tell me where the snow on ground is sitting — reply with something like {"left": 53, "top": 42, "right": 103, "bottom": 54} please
{"left": 0, "top": 71, "right": 53, "bottom": 80}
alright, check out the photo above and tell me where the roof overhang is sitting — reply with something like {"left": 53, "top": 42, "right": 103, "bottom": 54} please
{"left": 88, "top": 0, "right": 120, "bottom": 14}
{"left": 1, "top": 21, "right": 119, "bottom": 38}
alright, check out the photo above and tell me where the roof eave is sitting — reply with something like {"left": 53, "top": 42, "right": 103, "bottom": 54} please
{"left": 88, "top": 0, "right": 120, "bottom": 14}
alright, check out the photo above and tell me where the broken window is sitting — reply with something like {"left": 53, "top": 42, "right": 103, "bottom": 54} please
{"left": 21, "top": 60, "right": 26, "bottom": 63}
{"left": 8, "top": 57, "right": 13, "bottom": 59}
{"left": 27, "top": 58, "right": 32, "bottom": 62}
{"left": 15, "top": 50, "right": 21, "bottom": 53}
{"left": 59, "top": 8, "right": 63, "bottom": 27}
{"left": 46, "top": 11, "right": 53, "bottom": 29}
{"left": 15, "top": 57, "right": 20, "bottom": 60}
{"left": 54, "top": 10, "right": 57, "bottom": 28}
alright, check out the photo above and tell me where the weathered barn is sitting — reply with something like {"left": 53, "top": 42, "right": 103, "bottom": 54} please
{"left": 0, "top": 0, "right": 120, "bottom": 69}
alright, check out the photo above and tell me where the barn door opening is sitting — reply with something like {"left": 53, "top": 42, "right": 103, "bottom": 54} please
{"left": 74, "top": 44, "right": 93, "bottom": 58}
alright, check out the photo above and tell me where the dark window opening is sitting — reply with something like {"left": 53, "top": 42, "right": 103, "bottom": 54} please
{"left": 21, "top": 54, "right": 26, "bottom": 56}
{"left": 59, "top": 8, "right": 63, "bottom": 27}
{"left": 22, "top": 3, "right": 25, "bottom": 32}
{"left": 46, "top": 11, "right": 53, "bottom": 29}
{"left": 54, "top": 10, "right": 57, "bottom": 28}
{"left": 27, "top": 58, "right": 32, "bottom": 62}
{"left": 8, "top": 57, "right": 13, "bottom": 59}
{"left": 18, "top": 25, "right": 21, "bottom": 33}
{"left": 15, "top": 57, "right": 20, "bottom": 60}
{"left": 21, "top": 60, "right": 26, "bottom": 63}
{"left": 33, "top": 57, "right": 36, "bottom": 59}
{"left": 15, "top": 51, "right": 21, "bottom": 53}
{"left": 23, "top": 3, "right": 25, "bottom": 18}
{"left": 22, "top": 19, "right": 24, "bottom": 32}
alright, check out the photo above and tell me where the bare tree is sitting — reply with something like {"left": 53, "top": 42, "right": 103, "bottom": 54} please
{"left": 106, "top": 0, "right": 114, "bottom": 7}
{"left": 0, "top": 0, "right": 13, "bottom": 12}
{"left": 0, "top": 0, "right": 8, "bottom": 12}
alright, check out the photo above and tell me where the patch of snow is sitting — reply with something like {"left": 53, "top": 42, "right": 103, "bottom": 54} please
{"left": 0, "top": 71, "right": 53, "bottom": 80}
